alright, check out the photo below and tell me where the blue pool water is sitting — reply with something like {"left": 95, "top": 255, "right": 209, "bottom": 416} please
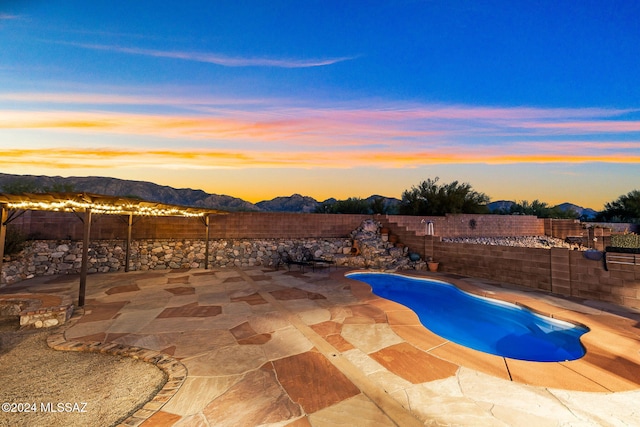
{"left": 347, "top": 272, "right": 588, "bottom": 362}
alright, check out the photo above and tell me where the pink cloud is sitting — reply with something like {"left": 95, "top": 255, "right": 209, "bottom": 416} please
{"left": 1, "top": 93, "right": 638, "bottom": 171}
{"left": 1, "top": 146, "right": 637, "bottom": 172}
{"left": 519, "top": 121, "right": 640, "bottom": 133}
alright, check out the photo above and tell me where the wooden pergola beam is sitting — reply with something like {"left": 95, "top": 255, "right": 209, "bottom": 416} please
{"left": 125, "top": 213, "right": 133, "bottom": 272}
{"left": 0, "top": 192, "right": 227, "bottom": 304}
{"left": 204, "top": 214, "right": 211, "bottom": 270}
{"left": 78, "top": 207, "right": 91, "bottom": 307}
{"left": 0, "top": 205, "right": 7, "bottom": 286}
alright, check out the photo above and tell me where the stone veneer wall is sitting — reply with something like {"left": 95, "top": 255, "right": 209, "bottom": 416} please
{"left": 4, "top": 212, "right": 638, "bottom": 309}
{"left": 0, "top": 293, "right": 74, "bottom": 328}
{"left": 4, "top": 236, "right": 638, "bottom": 309}
{"left": 2, "top": 236, "right": 415, "bottom": 286}
{"left": 0, "top": 239, "right": 320, "bottom": 284}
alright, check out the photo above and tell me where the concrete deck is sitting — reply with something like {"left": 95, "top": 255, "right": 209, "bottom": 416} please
{"left": 3, "top": 267, "right": 640, "bottom": 426}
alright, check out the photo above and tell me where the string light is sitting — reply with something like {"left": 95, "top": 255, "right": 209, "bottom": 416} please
{"left": 0, "top": 193, "right": 224, "bottom": 217}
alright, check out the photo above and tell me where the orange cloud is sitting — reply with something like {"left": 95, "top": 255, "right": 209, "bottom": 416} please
{"left": 1, "top": 147, "right": 637, "bottom": 172}
{"left": 0, "top": 109, "right": 447, "bottom": 149}
{"left": 1, "top": 95, "right": 638, "bottom": 171}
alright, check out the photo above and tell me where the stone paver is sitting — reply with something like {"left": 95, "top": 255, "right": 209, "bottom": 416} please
{"left": 201, "top": 366, "right": 303, "bottom": 426}
{"left": 308, "top": 394, "right": 396, "bottom": 427}
{"left": 3, "top": 267, "right": 640, "bottom": 426}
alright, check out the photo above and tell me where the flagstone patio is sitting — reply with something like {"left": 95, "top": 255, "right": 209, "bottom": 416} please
{"left": 3, "top": 267, "right": 640, "bottom": 426}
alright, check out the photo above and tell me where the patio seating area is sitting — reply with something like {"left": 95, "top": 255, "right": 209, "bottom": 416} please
{"left": 2, "top": 267, "right": 640, "bottom": 426}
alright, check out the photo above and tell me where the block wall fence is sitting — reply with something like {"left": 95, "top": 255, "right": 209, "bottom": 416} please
{"left": 383, "top": 214, "right": 547, "bottom": 237}
{"left": 379, "top": 217, "right": 638, "bottom": 310}
{"left": 422, "top": 239, "right": 640, "bottom": 310}
{"left": 8, "top": 211, "right": 584, "bottom": 240}
{"left": 8, "top": 211, "right": 373, "bottom": 240}
{"left": 4, "top": 211, "right": 637, "bottom": 309}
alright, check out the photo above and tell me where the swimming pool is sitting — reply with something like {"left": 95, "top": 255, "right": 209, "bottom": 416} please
{"left": 346, "top": 272, "right": 588, "bottom": 362}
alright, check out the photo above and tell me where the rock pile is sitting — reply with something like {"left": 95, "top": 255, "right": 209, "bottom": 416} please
{"left": 1, "top": 220, "right": 424, "bottom": 287}
{"left": 339, "top": 219, "right": 422, "bottom": 270}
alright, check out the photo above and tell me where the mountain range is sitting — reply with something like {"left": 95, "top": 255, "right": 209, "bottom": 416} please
{"left": 0, "top": 173, "right": 598, "bottom": 217}
{"left": 486, "top": 200, "right": 598, "bottom": 220}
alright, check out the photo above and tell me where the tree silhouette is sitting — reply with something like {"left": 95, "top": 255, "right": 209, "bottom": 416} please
{"left": 597, "top": 190, "right": 640, "bottom": 223}
{"left": 507, "top": 200, "right": 579, "bottom": 219}
{"left": 399, "top": 177, "right": 490, "bottom": 215}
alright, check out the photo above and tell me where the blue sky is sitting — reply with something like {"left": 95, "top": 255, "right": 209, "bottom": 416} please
{"left": 1, "top": 1, "right": 638, "bottom": 208}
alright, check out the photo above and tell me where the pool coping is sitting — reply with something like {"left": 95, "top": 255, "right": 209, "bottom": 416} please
{"left": 342, "top": 269, "right": 640, "bottom": 392}
{"left": 3, "top": 267, "right": 640, "bottom": 425}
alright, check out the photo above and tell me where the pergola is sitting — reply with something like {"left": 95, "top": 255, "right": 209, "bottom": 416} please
{"left": 0, "top": 192, "right": 227, "bottom": 306}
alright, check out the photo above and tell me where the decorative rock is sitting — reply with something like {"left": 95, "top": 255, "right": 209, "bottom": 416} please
{"left": 360, "top": 219, "right": 380, "bottom": 233}
{"left": 1, "top": 226, "right": 424, "bottom": 286}
{"left": 442, "top": 236, "right": 582, "bottom": 249}
{"left": 44, "top": 318, "right": 59, "bottom": 327}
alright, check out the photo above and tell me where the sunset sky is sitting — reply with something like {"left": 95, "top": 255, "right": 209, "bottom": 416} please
{"left": 1, "top": 1, "right": 638, "bottom": 209}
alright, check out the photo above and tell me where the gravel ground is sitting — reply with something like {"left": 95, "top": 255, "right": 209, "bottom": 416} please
{"left": 0, "top": 319, "right": 166, "bottom": 427}
{"left": 441, "top": 235, "right": 583, "bottom": 249}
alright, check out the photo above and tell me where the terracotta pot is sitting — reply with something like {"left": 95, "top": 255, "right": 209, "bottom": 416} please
{"left": 388, "top": 234, "right": 398, "bottom": 244}
{"left": 380, "top": 227, "right": 389, "bottom": 235}
{"left": 427, "top": 261, "right": 439, "bottom": 272}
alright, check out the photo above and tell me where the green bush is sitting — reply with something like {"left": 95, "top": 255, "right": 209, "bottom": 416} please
{"left": 399, "top": 177, "right": 490, "bottom": 215}
{"left": 4, "top": 226, "right": 27, "bottom": 256}
{"left": 597, "top": 190, "right": 640, "bottom": 223}
{"left": 611, "top": 234, "right": 640, "bottom": 248}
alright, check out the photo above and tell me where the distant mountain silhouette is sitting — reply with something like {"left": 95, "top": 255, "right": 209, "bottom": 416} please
{"left": 487, "top": 199, "right": 598, "bottom": 219}
{"left": 486, "top": 200, "right": 516, "bottom": 212}
{"left": 0, "top": 173, "right": 260, "bottom": 211}
{"left": 555, "top": 202, "right": 598, "bottom": 220}
{"left": 364, "top": 195, "right": 401, "bottom": 212}
{"left": 256, "top": 194, "right": 320, "bottom": 213}
{"left": 0, "top": 173, "right": 597, "bottom": 216}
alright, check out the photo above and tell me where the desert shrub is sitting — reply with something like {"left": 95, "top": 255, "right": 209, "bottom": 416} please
{"left": 597, "top": 190, "right": 640, "bottom": 223}
{"left": 399, "top": 177, "right": 490, "bottom": 215}
{"left": 611, "top": 233, "right": 640, "bottom": 248}
{"left": 4, "top": 226, "right": 26, "bottom": 256}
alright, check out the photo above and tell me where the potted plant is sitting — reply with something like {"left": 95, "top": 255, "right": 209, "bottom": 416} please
{"left": 427, "top": 256, "right": 439, "bottom": 272}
